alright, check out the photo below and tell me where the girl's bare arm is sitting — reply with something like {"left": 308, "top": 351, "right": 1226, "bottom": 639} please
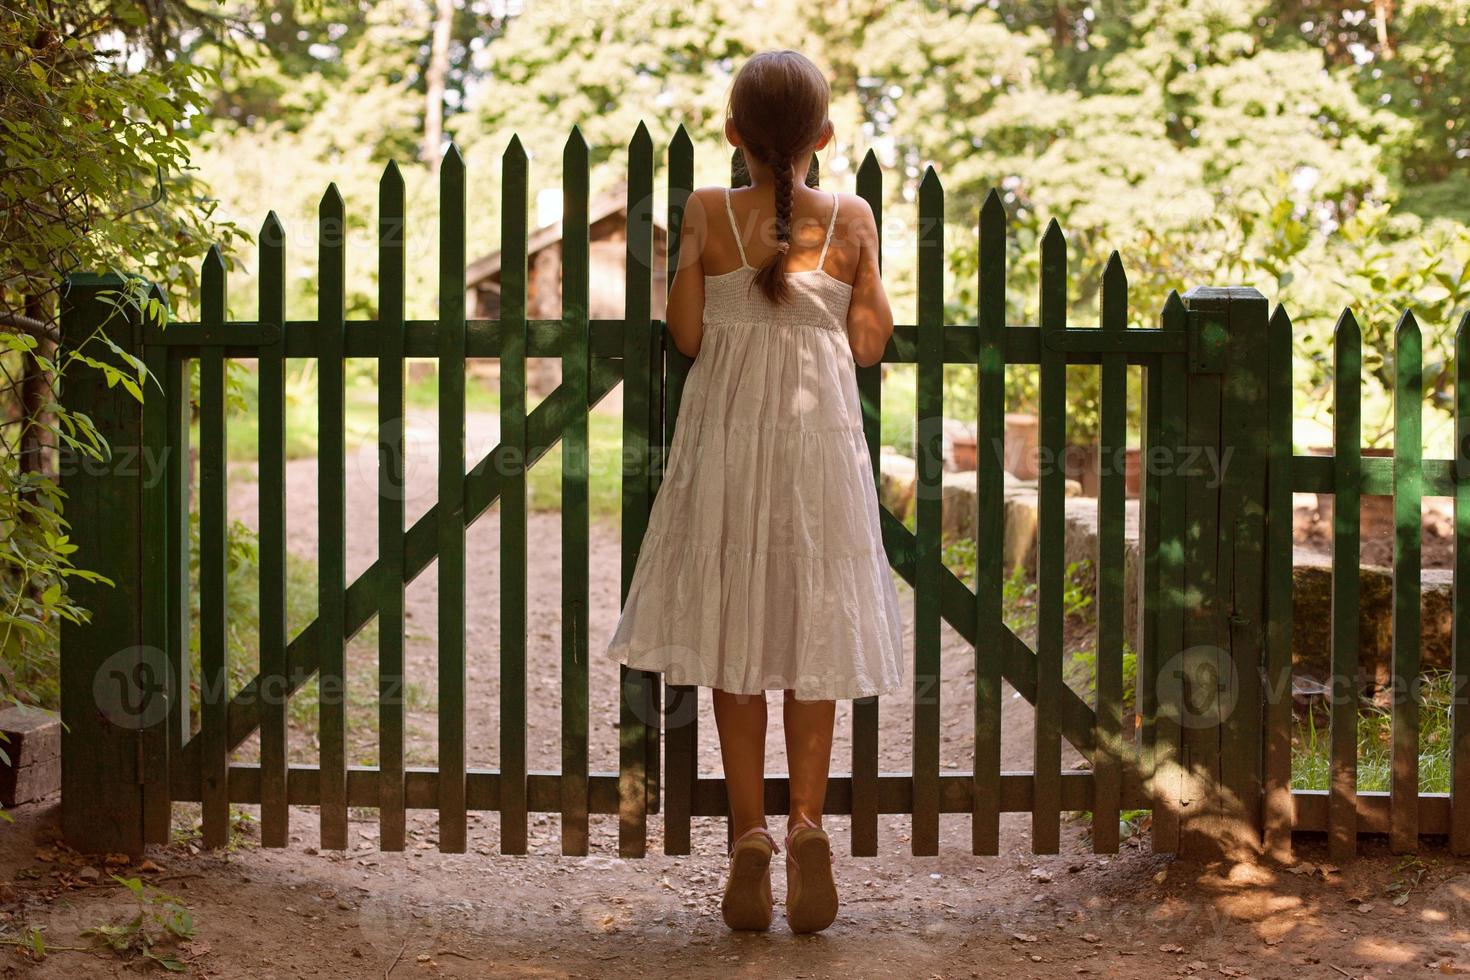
{"left": 664, "top": 189, "right": 709, "bottom": 358}
{"left": 844, "top": 198, "right": 893, "bottom": 368}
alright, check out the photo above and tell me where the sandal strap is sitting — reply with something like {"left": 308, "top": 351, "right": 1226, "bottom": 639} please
{"left": 783, "top": 815, "right": 825, "bottom": 860}
{"left": 729, "top": 825, "right": 778, "bottom": 856}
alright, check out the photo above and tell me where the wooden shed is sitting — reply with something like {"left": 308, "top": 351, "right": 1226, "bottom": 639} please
{"left": 465, "top": 182, "right": 669, "bottom": 396}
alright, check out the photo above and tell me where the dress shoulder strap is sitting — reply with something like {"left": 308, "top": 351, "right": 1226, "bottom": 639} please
{"left": 816, "top": 191, "right": 840, "bottom": 270}
{"left": 723, "top": 187, "right": 750, "bottom": 269}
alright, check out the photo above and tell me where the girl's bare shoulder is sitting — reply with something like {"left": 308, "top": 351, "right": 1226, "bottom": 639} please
{"left": 688, "top": 185, "right": 732, "bottom": 213}
{"left": 830, "top": 192, "right": 878, "bottom": 242}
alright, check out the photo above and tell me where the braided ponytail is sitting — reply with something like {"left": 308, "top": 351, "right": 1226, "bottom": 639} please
{"left": 727, "top": 51, "right": 831, "bottom": 305}
{"left": 752, "top": 147, "right": 796, "bottom": 304}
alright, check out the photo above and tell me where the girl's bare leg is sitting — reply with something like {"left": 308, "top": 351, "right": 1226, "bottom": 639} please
{"left": 783, "top": 692, "right": 835, "bottom": 834}
{"left": 782, "top": 692, "right": 839, "bottom": 934}
{"left": 713, "top": 689, "right": 768, "bottom": 836}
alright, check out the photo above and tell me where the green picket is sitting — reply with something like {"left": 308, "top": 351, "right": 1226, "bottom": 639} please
{"left": 164, "top": 336, "right": 191, "bottom": 804}
{"left": 85, "top": 128, "right": 1422, "bottom": 860}
{"left": 1092, "top": 251, "right": 1126, "bottom": 854}
{"left": 852, "top": 150, "right": 884, "bottom": 857}
{"left": 258, "top": 212, "right": 289, "bottom": 849}
{"left": 912, "top": 166, "right": 943, "bottom": 856}
{"left": 1328, "top": 310, "right": 1362, "bottom": 859}
{"left": 1264, "top": 303, "right": 1296, "bottom": 859}
{"left": 499, "top": 136, "right": 530, "bottom": 855}
{"left": 317, "top": 185, "right": 349, "bottom": 851}
{"left": 1454, "top": 310, "right": 1470, "bottom": 856}
{"left": 641, "top": 134, "right": 664, "bottom": 817}
{"left": 661, "top": 124, "right": 697, "bottom": 856}
{"left": 1391, "top": 311, "right": 1422, "bottom": 853}
{"left": 198, "top": 246, "right": 229, "bottom": 850}
{"left": 972, "top": 187, "right": 1006, "bottom": 856}
{"left": 437, "top": 146, "right": 468, "bottom": 854}
{"left": 662, "top": 125, "right": 695, "bottom": 444}
{"left": 1217, "top": 292, "right": 1269, "bottom": 848}
{"left": 377, "top": 164, "right": 408, "bottom": 852}
{"left": 618, "top": 122, "right": 652, "bottom": 859}
{"left": 1033, "top": 219, "right": 1067, "bottom": 854}
{"left": 1150, "top": 291, "right": 1188, "bottom": 853}
{"left": 1134, "top": 345, "right": 1158, "bottom": 781}
{"left": 1138, "top": 335, "right": 1162, "bottom": 804}
{"left": 1179, "top": 292, "right": 1224, "bottom": 860}
{"left": 562, "top": 127, "right": 592, "bottom": 856}
{"left": 140, "top": 282, "right": 171, "bottom": 845}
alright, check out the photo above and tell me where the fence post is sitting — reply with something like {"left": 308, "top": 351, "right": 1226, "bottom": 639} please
{"left": 58, "top": 274, "right": 151, "bottom": 858}
{"left": 1168, "top": 285, "right": 1271, "bottom": 861}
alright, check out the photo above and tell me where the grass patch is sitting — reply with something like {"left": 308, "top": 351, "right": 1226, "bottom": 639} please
{"left": 187, "top": 518, "right": 384, "bottom": 757}
{"left": 1292, "top": 671, "right": 1454, "bottom": 793}
{"left": 220, "top": 361, "right": 501, "bottom": 464}
{"left": 527, "top": 395, "right": 625, "bottom": 522}
{"left": 218, "top": 361, "right": 625, "bottom": 520}
{"left": 881, "top": 364, "right": 917, "bottom": 454}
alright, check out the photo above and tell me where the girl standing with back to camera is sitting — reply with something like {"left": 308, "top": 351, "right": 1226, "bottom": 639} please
{"left": 607, "top": 50, "right": 904, "bottom": 934}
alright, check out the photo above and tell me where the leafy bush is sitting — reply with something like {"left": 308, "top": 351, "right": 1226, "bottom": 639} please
{"left": 0, "top": 3, "right": 242, "bottom": 713}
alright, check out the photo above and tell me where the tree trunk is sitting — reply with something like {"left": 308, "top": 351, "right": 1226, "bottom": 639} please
{"left": 422, "top": 0, "right": 455, "bottom": 170}
{"left": 1374, "top": 0, "right": 1396, "bottom": 59}
{"left": 1052, "top": 0, "right": 1070, "bottom": 49}
{"left": 19, "top": 295, "right": 51, "bottom": 481}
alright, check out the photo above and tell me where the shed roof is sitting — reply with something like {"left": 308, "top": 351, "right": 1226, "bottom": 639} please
{"left": 465, "top": 181, "right": 668, "bottom": 287}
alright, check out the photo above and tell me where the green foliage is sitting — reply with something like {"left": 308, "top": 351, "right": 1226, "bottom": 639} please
{"left": 184, "top": 0, "right": 1470, "bottom": 449}
{"left": 4, "top": 1, "right": 1469, "bottom": 769}
{"left": 0, "top": 2, "right": 242, "bottom": 714}
{"left": 171, "top": 804, "right": 261, "bottom": 851}
{"left": 82, "top": 875, "right": 195, "bottom": 972}
{"left": 1003, "top": 563, "right": 1039, "bottom": 635}
{"left": 184, "top": 515, "right": 321, "bottom": 732}
{"left": 1292, "top": 670, "right": 1455, "bottom": 794}
{"left": 0, "top": 280, "right": 157, "bottom": 712}
{"left": 976, "top": 558, "right": 1096, "bottom": 636}
{"left": 881, "top": 365, "right": 918, "bottom": 454}
{"left": 2, "top": 3, "right": 247, "bottom": 316}
{"left": 1068, "top": 643, "right": 1139, "bottom": 714}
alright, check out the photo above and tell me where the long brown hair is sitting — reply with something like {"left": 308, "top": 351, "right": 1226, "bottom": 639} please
{"left": 727, "top": 51, "right": 830, "bottom": 304}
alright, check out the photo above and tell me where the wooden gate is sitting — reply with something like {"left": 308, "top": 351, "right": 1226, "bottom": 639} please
{"left": 57, "top": 125, "right": 1468, "bottom": 863}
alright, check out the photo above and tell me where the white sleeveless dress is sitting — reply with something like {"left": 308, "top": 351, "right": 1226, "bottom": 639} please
{"left": 606, "top": 188, "right": 905, "bottom": 700}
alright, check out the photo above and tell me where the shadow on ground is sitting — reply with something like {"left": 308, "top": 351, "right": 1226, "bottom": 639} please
{"left": 2, "top": 799, "right": 1468, "bottom": 979}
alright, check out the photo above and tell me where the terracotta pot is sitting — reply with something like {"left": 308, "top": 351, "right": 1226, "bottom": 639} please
{"left": 951, "top": 432, "right": 977, "bottom": 471}
{"left": 1004, "top": 412, "right": 1039, "bottom": 480}
{"left": 1064, "top": 442, "right": 1100, "bottom": 497}
{"left": 1124, "top": 446, "right": 1142, "bottom": 498}
{"left": 1089, "top": 443, "right": 1141, "bottom": 498}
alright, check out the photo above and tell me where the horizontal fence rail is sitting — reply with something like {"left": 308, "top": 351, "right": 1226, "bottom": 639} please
{"left": 139, "top": 320, "right": 1190, "bottom": 361}
{"left": 57, "top": 124, "right": 1470, "bottom": 863}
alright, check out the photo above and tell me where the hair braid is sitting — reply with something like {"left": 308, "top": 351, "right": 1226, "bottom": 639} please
{"left": 727, "top": 51, "right": 831, "bottom": 305}
{"left": 752, "top": 147, "right": 795, "bottom": 304}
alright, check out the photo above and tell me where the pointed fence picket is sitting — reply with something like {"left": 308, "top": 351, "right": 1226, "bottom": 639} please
{"left": 55, "top": 125, "right": 1470, "bottom": 862}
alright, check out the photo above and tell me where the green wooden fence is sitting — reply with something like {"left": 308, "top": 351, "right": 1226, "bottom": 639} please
{"left": 57, "top": 126, "right": 1470, "bottom": 862}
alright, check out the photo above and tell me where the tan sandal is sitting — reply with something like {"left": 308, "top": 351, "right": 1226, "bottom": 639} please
{"left": 784, "top": 815, "right": 838, "bottom": 934}
{"left": 720, "top": 825, "right": 777, "bottom": 931}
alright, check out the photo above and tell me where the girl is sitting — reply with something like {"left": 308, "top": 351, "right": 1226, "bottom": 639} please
{"left": 607, "top": 50, "right": 904, "bottom": 934}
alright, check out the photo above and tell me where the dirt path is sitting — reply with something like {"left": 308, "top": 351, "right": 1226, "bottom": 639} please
{"left": 5, "top": 412, "right": 1469, "bottom": 976}
{"left": 223, "top": 410, "right": 1077, "bottom": 781}
{"left": 4, "top": 801, "right": 1469, "bottom": 979}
